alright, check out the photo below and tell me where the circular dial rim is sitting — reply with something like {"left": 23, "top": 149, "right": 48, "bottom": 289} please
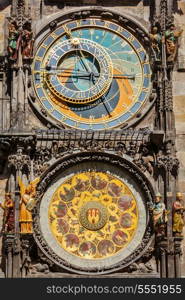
{"left": 32, "top": 19, "right": 152, "bottom": 130}
{"left": 39, "top": 162, "right": 146, "bottom": 269}
{"left": 33, "top": 152, "right": 154, "bottom": 274}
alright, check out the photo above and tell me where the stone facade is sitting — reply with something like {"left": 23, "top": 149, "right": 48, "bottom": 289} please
{"left": 173, "top": 1, "right": 185, "bottom": 275}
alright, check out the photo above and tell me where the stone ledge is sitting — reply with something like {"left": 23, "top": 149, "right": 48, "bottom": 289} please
{"left": 27, "top": 272, "right": 160, "bottom": 278}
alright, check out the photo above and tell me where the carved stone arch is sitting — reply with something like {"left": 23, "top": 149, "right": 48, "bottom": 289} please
{"left": 33, "top": 151, "right": 155, "bottom": 275}
{"left": 121, "top": 152, "right": 156, "bottom": 190}
{"left": 33, "top": 6, "right": 150, "bottom": 48}
{"left": 37, "top": 151, "right": 155, "bottom": 199}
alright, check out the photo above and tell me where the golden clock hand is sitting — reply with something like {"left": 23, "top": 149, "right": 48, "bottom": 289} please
{"left": 43, "top": 66, "right": 76, "bottom": 72}
{"left": 101, "top": 95, "right": 112, "bottom": 118}
{"left": 64, "top": 25, "right": 72, "bottom": 39}
{"left": 113, "top": 75, "right": 135, "bottom": 80}
{"left": 57, "top": 74, "right": 92, "bottom": 79}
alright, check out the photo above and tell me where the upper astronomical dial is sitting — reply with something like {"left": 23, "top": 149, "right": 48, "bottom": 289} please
{"left": 33, "top": 18, "right": 151, "bottom": 130}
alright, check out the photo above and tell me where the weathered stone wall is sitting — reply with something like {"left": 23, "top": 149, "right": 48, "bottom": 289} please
{"left": 0, "top": 2, "right": 10, "bottom": 277}
{"left": 0, "top": 1, "right": 10, "bottom": 54}
{"left": 32, "top": 0, "right": 150, "bottom": 26}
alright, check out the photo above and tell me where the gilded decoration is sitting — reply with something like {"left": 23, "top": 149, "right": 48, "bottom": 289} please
{"left": 48, "top": 172, "right": 138, "bottom": 259}
{"left": 18, "top": 177, "right": 40, "bottom": 234}
{"left": 79, "top": 201, "right": 108, "bottom": 231}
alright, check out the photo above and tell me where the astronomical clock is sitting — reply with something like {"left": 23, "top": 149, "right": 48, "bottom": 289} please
{"left": 32, "top": 16, "right": 152, "bottom": 130}
{"left": 30, "top": 9, "right": 154, "bottom": 275}
{"left": 0, "top": 1, "right": 182, "bottom": 279}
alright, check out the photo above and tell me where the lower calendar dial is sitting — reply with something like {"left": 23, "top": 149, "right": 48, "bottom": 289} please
{"left": 49, "top": 172, "right": 138, "bottom": 259}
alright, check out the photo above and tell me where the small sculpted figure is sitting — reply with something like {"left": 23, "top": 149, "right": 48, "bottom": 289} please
{"left": 7, "top": 22, "right": 20, "bottom": 61}
{"left": 150, "top": 193, "right": 168, "bottom": 236}
{"left": 18, "top": 177, "right": 40, "bottom": 234}
{"left": 172, "top": 192, "right": 185, "bottom": 237}
{"left": 0, "top": 193, "right": 14, "bottom": 234}
{"left": 150, "top": 26, "right": 162, "bottom": 61}
{"left": 21, "top": 22, "right": 34, "bottom": 59}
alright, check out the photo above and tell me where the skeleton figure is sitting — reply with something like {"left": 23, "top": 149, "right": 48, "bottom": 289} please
{"left": 21, "top": 21, "right": 34, "bottom": 59}
{"left": 150, "top": 26, "right": 162, "bottom": 61}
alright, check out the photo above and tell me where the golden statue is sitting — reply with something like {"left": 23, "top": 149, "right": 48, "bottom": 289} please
{"left": 18, "top": 177, "right": 40, "bottom": 234}
{"left": 0, "top": 193, "right": 14, "bottom": 234}
{"left": 172, "top": 192, "right": 185, "bottom": 236}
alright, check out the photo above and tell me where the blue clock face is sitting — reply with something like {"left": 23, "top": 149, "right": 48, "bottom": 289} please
{"left": 33, "top": 19, "right": 151, "bottom": 130}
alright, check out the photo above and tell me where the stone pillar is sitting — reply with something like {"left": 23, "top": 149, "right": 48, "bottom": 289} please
{"left": 167, "top": 237, "right": 175, "bottom": 278}
{"left": 176, "top": 1, "right": 185, "bottom": 71}
{"left": 174, "top": 237, "right": 183, "bottom": 277}
{"left": 7, "top": 147, "right": 31, "bottom": 278}
{"left": 160, "top": 249, "right": 167, "bottom": 277}
{"left": 157, "top": 239, "right": 168, "bottom": 278}
{"left": 21, "top": 235, "right": 31, "bottom": 278}
{"left": 4, "top": 236, "right": 14, "bottom": 278}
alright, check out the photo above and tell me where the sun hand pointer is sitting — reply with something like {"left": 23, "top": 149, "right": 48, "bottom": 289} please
{"left": 64, "top": 25, "right": 72, "bottom": 39}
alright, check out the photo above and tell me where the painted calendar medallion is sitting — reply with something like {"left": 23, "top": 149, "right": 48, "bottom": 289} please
{"left": 48, "top": 171, "right": 138, "bottom": 259}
